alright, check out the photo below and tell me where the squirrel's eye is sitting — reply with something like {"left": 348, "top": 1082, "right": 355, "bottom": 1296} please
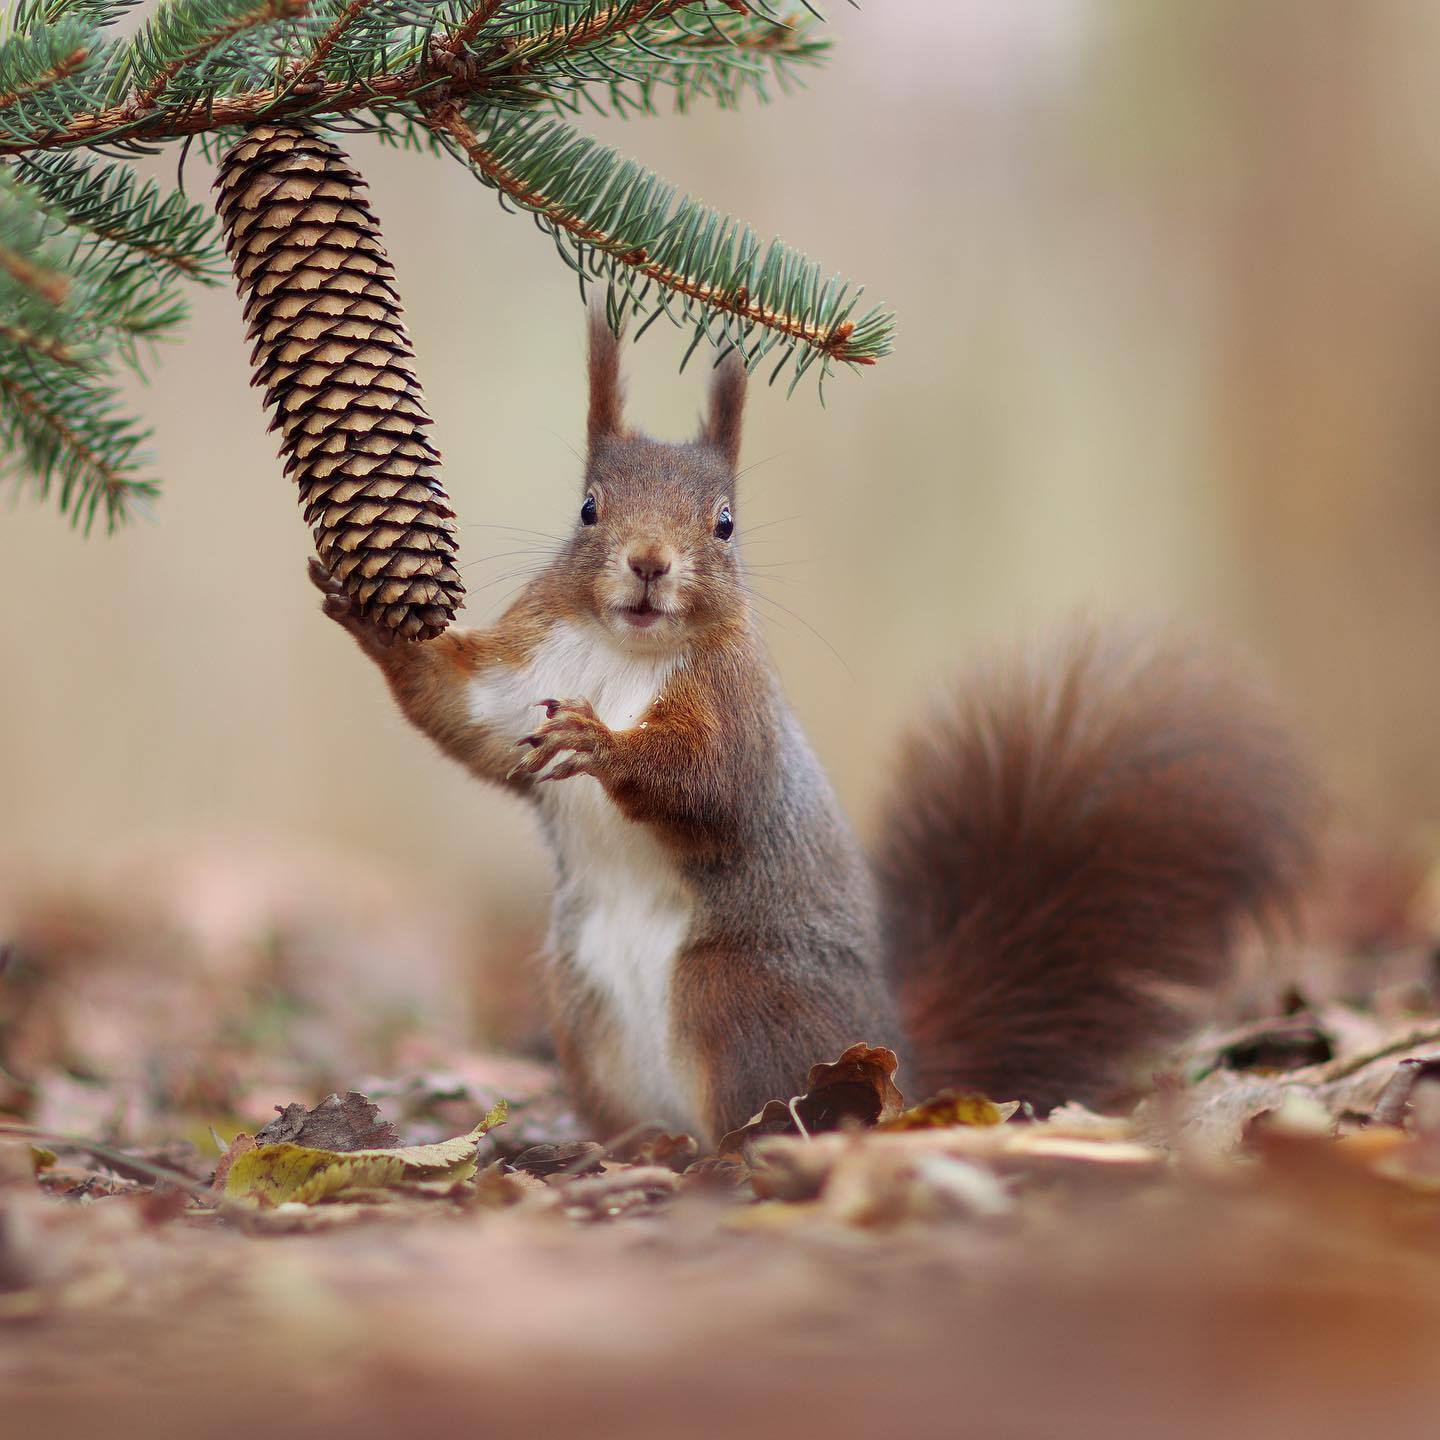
{"left": 714, "top": 506, "right": 734, "bottom": 541}
{"left": 580, "top": 494, "right": 598, "bottom": 526}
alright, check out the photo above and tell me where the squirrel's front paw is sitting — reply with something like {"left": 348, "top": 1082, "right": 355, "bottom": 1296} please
{"left": 509, "top": 698, "right": 615, "bottom": 783}
{"left": 307, "top": 557, "right": 393, "bottom": 654}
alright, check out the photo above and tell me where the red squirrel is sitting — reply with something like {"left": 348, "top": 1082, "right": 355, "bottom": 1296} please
{"left": 309, "top": 316, "right": 1315, "bottom": 1144}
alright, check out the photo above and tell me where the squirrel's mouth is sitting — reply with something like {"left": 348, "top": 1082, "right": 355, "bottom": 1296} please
{"left": 618, "top": 599, "right": 665, "bottom": 630}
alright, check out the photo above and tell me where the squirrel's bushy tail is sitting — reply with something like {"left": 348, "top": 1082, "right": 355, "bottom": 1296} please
{"left": 873, "top": 626, "right": 1318, "bottom": 1111}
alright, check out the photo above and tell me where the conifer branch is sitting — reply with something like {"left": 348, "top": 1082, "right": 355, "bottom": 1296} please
{"left": 0, "top": 68, "right": 405, "bottom": 154}
{"left": 0, "top": 2, "right": 820, "bottom": 154}
{"left": 570, "top": 11, "right": 827, "bottom": 117}
{"left": 0, "top": 0, "right": 893, "bottom": 530}
{"left": 539, "top": 0, "right": 693, "bottom": 54}
{"left": 10, "top": 1, "right": 141, "bottom": 29}
{"left": 126, "top": 0, "right": 308, "bottom": 112}
{"left": 281, "top": 0, "right": 367, "bottom": 89}
{"left": 433, "top": 0, "right": 507, "bottom": 62}
{"left": 423, "top": 98, "right": 892, "bottom": 386}
{"left": 0, "top": 318, "right": 79, "bottom": 364}
{"left": 0, "top": 44, "right": 89, "bottom": 113}
{"left": 0, "top": 357, "right": 154, "bottom": 531}
{"left": 0, "top": 236, "right": 70, "bottom": 305}
{"left": 17, "top": 152, "right": 223, "bottom": 282}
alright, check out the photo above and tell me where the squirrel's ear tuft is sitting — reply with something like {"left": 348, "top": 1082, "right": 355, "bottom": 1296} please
{"left": 587, "top": 309, "right": 626, "bottom": 452}
{"left": 700, "top": 352, "right": 746, "bottom": 470}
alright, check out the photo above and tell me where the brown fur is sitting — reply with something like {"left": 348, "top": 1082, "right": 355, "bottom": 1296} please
{"left": 587, "top": 311, "right": 626, "bottom": 451}
{"left": 313, "top": 327, "right": 1317, "bottom": 1142}
{"left": 700, "top": 354, "right": 746, "bottom": 471}
{"left": 873, "top": 626, "right": 1318, "bottom": 1111}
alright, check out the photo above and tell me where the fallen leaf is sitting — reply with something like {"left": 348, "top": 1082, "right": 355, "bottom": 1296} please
{"left": 822, "top": 1146, "right": 1013, "bottom": 1227}
{"left": 210, "top": 1132, "right": 256, "bottom": 1194}
{"left": 1370, "top": 1057, "right": 1440, "bottom": 1129}
{"left": 679, "top": 1158, "right": 749, "bottom": 1194}
{"left": 746, "top": 1128, "right": 1015, "bottom": 1224}
{"left": 1218, "top": 1021, "right": 1334, "bottom": 1074}
{"left": 718, "top": 1044, "right": 904, "bottom": 1158}
{"left": 253, "top": 1091, "right": 401, "bottom": 1152}
{"left": 749, "top": 1124, "right": 1166, "bottom": 1208}
{"left": 1243, "top": 1089, "right": 1335, "bottom": 1142}
{"left": 1041, "top": 1103, "right": 1136, "bottom": 1140}
{"left": 620, "top": 1131, "right": 700, "bottom": 1172}
{"left": 555, "top": 1166, "right": 678, "bottom": 1222}
{"left": 507, "top": 1141, "right": 606, "bottom": 1180}
{"left": 136, "top": 1186, "right": 190, "bottom": 1226}
{"left": 224, "top": 1101, "right": 507, "bottom": 1207}
{"left": 877, "top": 1092, "right": 1020, "bottom": 1131}
{"left": 466, "top": 1162, "right": 544, "bottom": 1211}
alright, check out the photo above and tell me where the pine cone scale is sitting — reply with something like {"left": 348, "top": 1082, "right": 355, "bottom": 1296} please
{"left": 216, "top": 123, "right": 463, "bottom": 641}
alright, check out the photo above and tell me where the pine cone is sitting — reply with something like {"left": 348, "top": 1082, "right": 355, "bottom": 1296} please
{"left": 214, "top": 123, "right": 464, "bottom": 640}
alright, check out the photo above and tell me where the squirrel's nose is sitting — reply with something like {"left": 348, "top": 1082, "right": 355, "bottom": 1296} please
{"left": 627, "top": 547, "right": 673, "bottom": 583}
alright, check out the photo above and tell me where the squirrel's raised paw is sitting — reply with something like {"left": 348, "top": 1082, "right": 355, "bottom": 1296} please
{"left": 508, "top": 698, "right": 613, "bottom": 783}
{"left": 306, "top": 557, "right": 394, "bottom": 651}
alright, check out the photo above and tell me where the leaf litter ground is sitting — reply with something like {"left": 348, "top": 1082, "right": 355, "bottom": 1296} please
{"left": 5, "top": 841, "right": 1440, "bottom": 1437}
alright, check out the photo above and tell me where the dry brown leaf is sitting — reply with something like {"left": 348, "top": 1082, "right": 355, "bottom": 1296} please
{"left": 253, "top": 1092, "right": 401, "bottom": 1152}
{"left": 745, "top": 1129, "right": 1015, "bottom": 1224}
{"left": 749, "top": 1123, "right": 1165, "bottom": 1208}
{"left": 508, "top": 1141, "right": 606, "bottom": 1180}
{"left": 619, "top": 1131, "right": 701, "bottom": 1172}
{"left": 1370, "top": 1057, "right": 1440, "bottom": 1128}
{"left": 1215, "top": 1019, "right": 1334, "bottom": 1074}
{"left": 718, "top": 1044, "right": 904, "bottom": 1158}
{"left": 555, "top": 1166, "right": 678, "bottom": 1222}
{"left": 822, "top": 1145, "right": 1013, "bottom": 1227}
{"left": 1041, "top": 1103, "right": 1137, "bottom": 1140}
{"left": 210, "top": 1133, "right": 256, "bottom": 1194}
{"left": 678, "top": 1158, "right": 750, "bottom": 1195}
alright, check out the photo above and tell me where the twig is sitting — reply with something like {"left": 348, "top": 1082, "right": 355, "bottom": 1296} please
{"left": 536, "top": 0, "right": 696, "bottom": 55}
{"left": 1317, "top": 1023, "right": 1440, "bottom": 1084}
{"left": 423, "top": 99, "right": 871, "bottom": 364}
{"left": 0, "top": 46, "right": 89, "bottom": 114}
{"left": 433, "top": 0, "right": 508, "bottom": 61}
{"left": 0, "top": 240, "right": 69, "bottom": 306}
{"left": 0, "top": 68, "right": 422, "bottom": 155}
{"left": 0, "top": 1, "right": 743, "bottom": 157}
{"left": 282, "top": 0, "right": 370, "bottom": 91}
{"left": 0, "top": 368, "right": 130, "bottom": 517}
{"left": 130, "top": 0, "right": 310, "bottom": 113}
{"left": 0, "top": 319, "right": 80, "bottom": 364}
{"left": 0, "top": 1121, "right": 215, "bottom": 1203}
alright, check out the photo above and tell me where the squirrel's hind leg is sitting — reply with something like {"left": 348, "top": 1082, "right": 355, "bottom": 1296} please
{"left": 672, "top": 940, "right": 900, "bottom": 1145}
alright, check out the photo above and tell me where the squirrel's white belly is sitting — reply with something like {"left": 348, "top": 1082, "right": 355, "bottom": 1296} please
{"left": 467, "top": 622, "right": 699, "bottom": 1131}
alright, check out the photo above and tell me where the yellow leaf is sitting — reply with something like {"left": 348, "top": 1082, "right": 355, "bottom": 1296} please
{"left": 877, "top": 1092, "right": 1021, "bottom": 1131}
{"left": 225, "top": 1101, "right": 507, "bottom": 1207}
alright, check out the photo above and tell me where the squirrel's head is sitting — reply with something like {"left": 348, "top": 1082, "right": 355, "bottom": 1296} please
{"left": 559, "top": 313, "right": 747, "bottom": 651}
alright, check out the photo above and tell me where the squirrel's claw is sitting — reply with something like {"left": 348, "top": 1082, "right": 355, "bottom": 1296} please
{"left": 307, "top": 557, "right": 393, "bottom": 650}
{"left": 537, "top": 756, "right": 590, "bottom": 783}
{"left": 510, "top": 697, "right": 611, "bottom": 783}
{"left": 306, "top": 555, "right": 338, "bottom": 592}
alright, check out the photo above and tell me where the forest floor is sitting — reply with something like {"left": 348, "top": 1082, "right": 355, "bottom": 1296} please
{"left": 5, "top": 836, "right": 1440, "bottom": 1439}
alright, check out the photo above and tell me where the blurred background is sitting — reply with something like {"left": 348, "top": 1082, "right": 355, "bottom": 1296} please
{"left": 4, "top": 0, "right": 1440, "bottom": 1056}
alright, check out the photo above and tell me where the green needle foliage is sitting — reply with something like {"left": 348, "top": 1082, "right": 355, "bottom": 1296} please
{"left": 0, "top": 0, "right": 894, "bottom": 531}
